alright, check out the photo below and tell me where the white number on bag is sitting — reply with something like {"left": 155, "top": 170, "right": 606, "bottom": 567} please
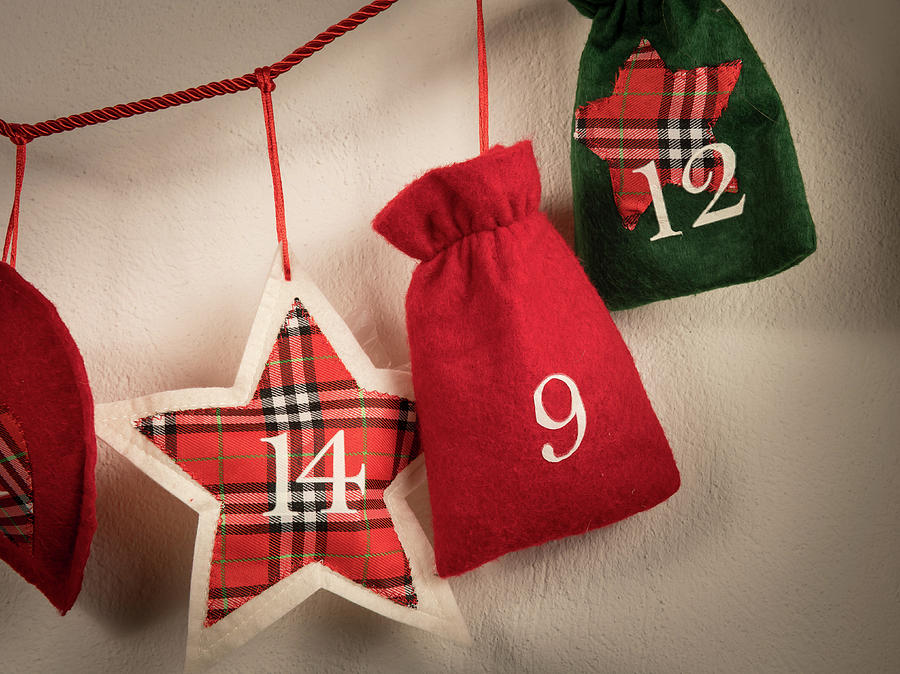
{"left": 261, "top": 430, "right": 365, "bottom": 518}
{"left": 534, "top": 374, "right": 587, "bottom": 463}
{"left": 633, "top": 142, "right": 745, "bottom": 240}
{"left": 682, "top": 142, "right": 746, "bottom": 228}
{"left": 633, "top": 161, "right": 682, "bottom": 241}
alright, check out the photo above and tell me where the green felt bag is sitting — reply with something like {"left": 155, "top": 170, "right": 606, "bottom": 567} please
{"left": 569, "top": 0, "right": 816, "bottom": 310}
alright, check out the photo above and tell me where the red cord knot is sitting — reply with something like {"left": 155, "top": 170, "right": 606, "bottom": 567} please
{"left": 254, "top": 67, "right": 276, "bottom": 93}
{"left": 7, "top": 127, "right": 29, "bottom": 146}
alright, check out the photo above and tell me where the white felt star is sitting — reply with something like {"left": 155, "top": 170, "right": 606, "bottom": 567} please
{"left": 95, "top": 254, "right": 469, "bottom": 672}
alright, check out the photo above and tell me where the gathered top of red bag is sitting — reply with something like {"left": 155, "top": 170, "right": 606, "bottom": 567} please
{"left": 373, "top": 141, "right": 541, "bottom": 261}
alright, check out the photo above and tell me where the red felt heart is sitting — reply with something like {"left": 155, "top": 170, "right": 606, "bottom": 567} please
{"left": 0, "top": 262, "right": 97, "bottom": 613}
{"left": 374, "top": 142, "right": 680, "bottom": 577}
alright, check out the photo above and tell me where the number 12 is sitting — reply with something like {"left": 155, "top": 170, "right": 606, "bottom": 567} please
{"left": 633, "top": 142, "right": 746, "bottom": 241}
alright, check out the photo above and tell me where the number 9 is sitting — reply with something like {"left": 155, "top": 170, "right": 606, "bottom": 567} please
{"left": 533, "top": 374, "right": 587, "bottom": 463}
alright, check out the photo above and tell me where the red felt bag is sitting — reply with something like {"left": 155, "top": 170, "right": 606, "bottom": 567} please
{"left": 373, "top": 141, "right": 680, "bottom": 577}
{"left": 0, "top": 262, "right": 97, "bottom": 613}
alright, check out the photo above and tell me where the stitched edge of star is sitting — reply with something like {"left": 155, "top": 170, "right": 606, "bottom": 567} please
{"left": 95, "top": 252, "right": 470, "bottom": 672}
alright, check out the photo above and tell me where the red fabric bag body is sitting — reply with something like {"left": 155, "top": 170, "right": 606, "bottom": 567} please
{"left": 374, "top": 141, "right": 680, "bottom": 577}
{"left": 0, "top": 262, "right": 97, "bottom": 613}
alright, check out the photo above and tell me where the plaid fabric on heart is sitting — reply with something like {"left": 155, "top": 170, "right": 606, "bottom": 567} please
{"left": 0, "top": 406, "right": 34, "bottom": 545}
{"left": 135, "top": 299, "right": 419, "bottom": 626}
{"left": 574, "top": 38, "right": 742, "bottom": 230}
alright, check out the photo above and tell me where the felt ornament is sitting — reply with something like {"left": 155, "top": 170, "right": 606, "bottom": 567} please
{"left": 569, "top": 0, "right": 816, "bottom": 310}
{"left": 95, "top": 255, "right": 469, "bottom": 672}
{"left": 0, "top": 261, "right": 97, "bottom": 613}
{"left": 373, "top": 141, "right": 681, "bottom": 578}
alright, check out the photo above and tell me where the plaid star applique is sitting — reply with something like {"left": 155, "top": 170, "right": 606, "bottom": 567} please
{"left": 134, "top": 299, "right": 419, "bottom": 627}
{"left": 0, "top": 407, "right": 33, "bottom": 545}
{"left": 96, "top": 261, "right": 469, "bottom": 669}
{"left": 575, "top": 39, "right": 742, "bottom": 230}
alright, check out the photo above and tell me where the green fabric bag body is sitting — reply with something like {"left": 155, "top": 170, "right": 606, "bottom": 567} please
{"left": 570, "top": 0, "right": 816, "bottom": 310}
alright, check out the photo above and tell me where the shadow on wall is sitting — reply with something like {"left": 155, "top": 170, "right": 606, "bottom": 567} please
{"left": 488, "top": 0, "right": 582, "bottom": 250}
{"left": 80, "top": 442, "right": 195, "bottom": 636}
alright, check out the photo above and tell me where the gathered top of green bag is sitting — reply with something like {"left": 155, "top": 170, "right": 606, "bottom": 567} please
{"left": 569, "top": 0, "right": 667, "bottom": 23}
{"left": 568, "top": 0, "right": 713, "bottom": 46}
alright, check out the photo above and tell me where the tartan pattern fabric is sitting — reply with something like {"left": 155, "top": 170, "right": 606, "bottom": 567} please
{"left": 135, "top": 299, "right": 419, "bottom": 626}
{"left": 574, "top": 38, "right": 742, "bottom": 230}
{"left": 0, "top": 406, "right": 34, "bottom": 545}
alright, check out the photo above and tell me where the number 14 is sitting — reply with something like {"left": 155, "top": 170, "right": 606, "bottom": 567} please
{"left": 261, "top": 430, "right": 365, "bottom": 518}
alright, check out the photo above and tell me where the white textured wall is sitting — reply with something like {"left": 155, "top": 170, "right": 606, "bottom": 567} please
{"left": 1, "top": 0, "right": 898, "bottom": 671}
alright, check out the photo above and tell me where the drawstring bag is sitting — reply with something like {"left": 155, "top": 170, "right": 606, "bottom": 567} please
{"left": 0, "top": 143, "right": 96, "bottom": 614}
{"left": 570, "top": 0, "right": 816, "bottom": 310}
{"left": 373, "top": 141, "right": 680, "bottom": 577}
{"left": 0, "top": 262, "right": 97, "bottom": 614}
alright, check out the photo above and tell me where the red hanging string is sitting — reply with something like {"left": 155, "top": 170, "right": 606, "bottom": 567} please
{"left": 2, "top": 139, "right": 27, "bottom": 268}
{"left": 255, "top": 68, "right": 291, "bottom": 282}
{"left": 0, "top": 1, "right": 398, "bottom": 144}
{"left": 476, "top": 0, "right": 489, "bottom": 154}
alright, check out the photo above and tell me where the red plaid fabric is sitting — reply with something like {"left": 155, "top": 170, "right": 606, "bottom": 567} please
{"left": 135, "top": 300, "right": 419, "bottom": 626}
{"left": 575, "top": 39, "right": 742, "bottom": 230}
{"left": 0, "top": 406, "right": 33, "bottom": 545}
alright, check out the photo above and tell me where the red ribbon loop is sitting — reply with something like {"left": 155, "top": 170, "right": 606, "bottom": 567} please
{"left": 476, "top": 0, "right": 489, "bottom": 154}
{"left": 3, "top": 141, "right": 28, "bottom": 268}
{"left": 257, "top": 69, "right": 291, "bottom": 281}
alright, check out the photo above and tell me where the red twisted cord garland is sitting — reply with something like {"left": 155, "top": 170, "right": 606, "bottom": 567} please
{"left": 0, "top": 0, "right": 398, "bottom": 144}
